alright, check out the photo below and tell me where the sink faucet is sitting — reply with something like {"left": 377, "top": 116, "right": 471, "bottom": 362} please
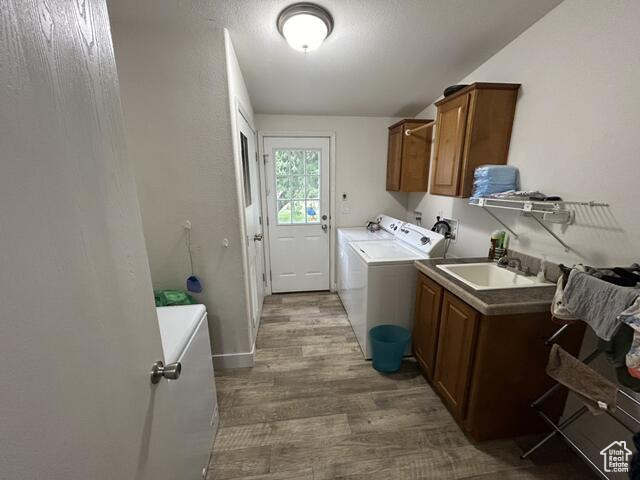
{"left": 497, "top": 255, "right": 510, "bottom": 267}
{"left": 509, "top": 258, "right": 522, "bottom": 271}
{"left": 497, "top": 256, "right": 530, "bottom": 275}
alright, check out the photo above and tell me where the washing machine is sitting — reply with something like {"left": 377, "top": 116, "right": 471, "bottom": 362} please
{"left": 342, "top": 223, "right": 445, "bottom": 359}
{"left": 337, "top": 215, "right": 402, "bottom": 317}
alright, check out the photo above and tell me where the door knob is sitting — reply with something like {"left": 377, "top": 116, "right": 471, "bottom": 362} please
{"left": 321, "top": 224, "right": 328, "bottom": 232}
{"left": 253, "top": 233, "right": 263, "bottom": 241}
{"left": 150, "top": 360, "right": 182, "bottom": 384}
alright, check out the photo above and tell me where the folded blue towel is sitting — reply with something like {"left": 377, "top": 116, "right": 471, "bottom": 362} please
{"left": 471, "top": 165, "right": 519, "bottom": 198}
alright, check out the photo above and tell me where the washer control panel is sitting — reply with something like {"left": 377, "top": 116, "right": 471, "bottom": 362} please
{"left": 377, "top": 214, "right": 404, "bottom": 235}
{"left": 395, "top": 224, "right": 445, "bottom": 254}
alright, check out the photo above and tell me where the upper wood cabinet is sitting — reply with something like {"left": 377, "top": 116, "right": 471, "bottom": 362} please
{"left": 386, "top": 119, "right": 433, "bottom": 192}
{"left": 430, "top": 83, "right": 520, "bottom": 197}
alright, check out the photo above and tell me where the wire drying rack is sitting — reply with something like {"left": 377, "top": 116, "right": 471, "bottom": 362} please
{"left": 468, "top": 197, "right": 610, "bottom": 252}
{"left": 522, "top": 323, "right": 640, "bottom": 479}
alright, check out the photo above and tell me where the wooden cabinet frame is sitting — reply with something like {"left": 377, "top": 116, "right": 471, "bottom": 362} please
{"left": 430, "top": 83, "right": 520, "bottom": 197}
{"left": 411, "top": 271, "right": 585, "bottom": 441}
{"left": 386, "top": 119, "right": 433, "bottom": 192}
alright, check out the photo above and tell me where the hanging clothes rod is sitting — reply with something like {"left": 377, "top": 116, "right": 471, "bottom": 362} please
{"left": 404, "top": 120, "right": 436, "bottom": 136}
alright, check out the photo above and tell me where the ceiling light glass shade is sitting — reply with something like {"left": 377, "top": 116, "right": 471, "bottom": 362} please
{"left": 277, "top": 3, "right": 334, "bottom": 53}
{"left": 282, "top": 14, "right": 327, "bottom": 52}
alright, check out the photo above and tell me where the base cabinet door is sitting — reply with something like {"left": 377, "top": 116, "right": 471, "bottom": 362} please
{"left": 433, "top": 292, "right": 479, "bottom": 419}
{"left": 412, "top": 273, "right": 443, "bottom": 380}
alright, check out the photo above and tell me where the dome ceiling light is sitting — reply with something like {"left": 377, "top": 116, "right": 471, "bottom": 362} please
{"left": 277, "top": 3, "right": 334, "bottom": 53}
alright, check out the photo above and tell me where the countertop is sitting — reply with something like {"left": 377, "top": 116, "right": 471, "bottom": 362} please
{"left": 415, "top": 257, "right": 556, "bottom": 316}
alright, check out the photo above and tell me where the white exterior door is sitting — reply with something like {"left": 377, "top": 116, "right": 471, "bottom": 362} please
{"left": 0, "top": 2, "right": 212, "bottom": 478}
{"left": 264, "top": 136, "right": 331, "bottom": 292}
{"left": 238, "top": 112, "right": 265, "bottom": 334}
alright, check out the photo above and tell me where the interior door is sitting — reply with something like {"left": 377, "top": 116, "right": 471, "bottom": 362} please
{"left": 431, "top": 93, "right": 470, "bottom": 196}
{"left": 238, "top": 112, "right": 265, "bottom": 333}
{"left": 264, "top": 136, "right": 331, "bottom": 293}
{"left": 0, "top": 2, "right": 208, "bottom": 478}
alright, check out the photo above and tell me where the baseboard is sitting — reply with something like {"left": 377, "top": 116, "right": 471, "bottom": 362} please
{"left": 212, "top": 347, "right": 255, "bottom": 369}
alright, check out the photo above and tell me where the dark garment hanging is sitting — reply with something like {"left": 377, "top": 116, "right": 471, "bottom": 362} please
{"left": 630, "top": 431, "right": 640, "bottom": 479}
{"left": 575, "top": 265, "right": 640, "bottom": 392}
{"left": 598, "top": 320, "right": 640, "bottom": 392}
{"left": 613, "top": 267, "right": 640, "bottom": 285}
{"left": 559, "top": 264, "right": 640, "bottom": 287}
{"left": 558, "top": 263, "right": 640, "bottom": 390}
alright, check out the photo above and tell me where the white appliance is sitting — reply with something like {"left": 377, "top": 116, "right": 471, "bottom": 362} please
{"left": 341, "top": 223, "right": 445, "bottom": 359}
{"left": 155, "top": 305, "right": 218, "bottom": 478}
{"left": 337, "top": 215, "right": 402, "bottom": 316}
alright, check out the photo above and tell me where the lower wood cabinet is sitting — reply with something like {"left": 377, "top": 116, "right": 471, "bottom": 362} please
{"left": 433, "top": 292, "right": 479, "bottom": 420}
{"left": 412, "top": 272, "right": 585, "bottom": 441}
{"left": 412, "top": 274, "right": 443, "bottom": 380}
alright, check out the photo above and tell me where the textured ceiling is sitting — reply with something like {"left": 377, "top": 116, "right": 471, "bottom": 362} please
{"left": 111, "top": 0, "right": 563, "bottom": 116}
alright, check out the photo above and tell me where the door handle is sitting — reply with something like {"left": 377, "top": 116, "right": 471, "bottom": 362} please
{"left": 321, "top": 224, "right": 328, "bottom": 232}
{"left": 253, "top": 233, "right": 263, "bottom": 241}
{"left": 150, "top": 360, "right": 182, "bottom": 384}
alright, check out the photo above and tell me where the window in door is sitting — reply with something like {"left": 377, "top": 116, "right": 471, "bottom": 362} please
{"left": 240, "top": 132, "right": 252, "bottom": 206}
{"left": 274, "top": 149, "right": 321, "bottom": 225}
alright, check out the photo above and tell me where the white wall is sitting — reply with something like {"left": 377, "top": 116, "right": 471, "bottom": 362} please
{"left": 109, "top": 2, "right": 252, "bottom": 362}
{"left": 408, "top": 1, "right": 640, "bottom": 474}
{"left": 256, "top": 115, "right": 407, "bottom": 227}
{"left": 409, "top": 0, "right": 640, "bottom": 270}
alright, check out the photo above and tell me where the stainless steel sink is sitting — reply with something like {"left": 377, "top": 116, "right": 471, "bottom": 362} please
{"left": 436, "top": 263, "right": 553, "bottom": 291}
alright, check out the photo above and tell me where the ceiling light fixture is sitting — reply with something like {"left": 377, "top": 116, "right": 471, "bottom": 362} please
{"left": 277, "top": 3, "right": 333, "bottom": 53}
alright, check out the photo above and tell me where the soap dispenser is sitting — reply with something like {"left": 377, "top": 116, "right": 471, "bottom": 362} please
{"left": 537, "top": 257, "right": 547, "bottom": 283}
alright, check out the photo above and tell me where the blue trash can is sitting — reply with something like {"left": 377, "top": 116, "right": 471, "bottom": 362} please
{"left": 369, "top": 324, "right": 411, "bottom": 373}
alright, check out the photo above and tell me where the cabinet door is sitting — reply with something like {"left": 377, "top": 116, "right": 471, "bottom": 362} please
{"left": 434, "top": 292, "right": 479, "bottom": 419}
{"left": 386, "top": 124, "right": 403, "bottom": 191}
{"left": 413, "top": 273, "right": 444, "bottom": 380}
{"left": 431, "top": 94, "right": 470, "bottom": 196}
{"left": 400, "top": 122, "right": 431, "bottom": 191}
